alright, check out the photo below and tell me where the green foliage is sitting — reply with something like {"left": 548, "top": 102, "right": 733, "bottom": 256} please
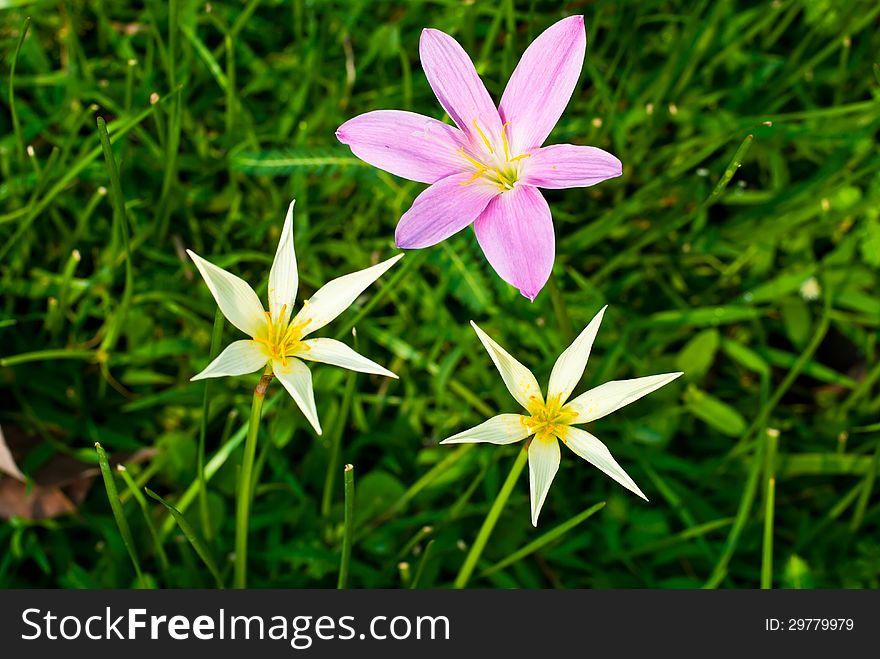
{"left": 1, "top": 0, "right": 879, "bottom": 589}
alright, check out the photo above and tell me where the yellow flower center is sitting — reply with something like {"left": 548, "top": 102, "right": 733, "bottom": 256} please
{"left": 526, "top": 395, "right": 577, "bottom": 438}
{"left": 459, "top": 120, "right": 530, "bottom": 192}
{"left": 252, "top": 304, "right": 311, "bottom": 367}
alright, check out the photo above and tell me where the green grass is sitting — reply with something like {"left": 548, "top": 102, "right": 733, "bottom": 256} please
{"left": 1, "top": 0, "right": 879, "bottom": 589}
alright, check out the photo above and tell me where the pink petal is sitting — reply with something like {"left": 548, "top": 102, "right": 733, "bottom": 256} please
{"left": 499, "top": 16, "right": 587, "bottom": 154}
{"left": 395, "top": 171, "right": 499, "bottom": 249}
{"left": 522, "top": 144, "right": 622, "bottom": 189}
{"left": 336, "top": 110, "right": 469, "bottom": 184}
{"left": 420, "top": 28, "right": 504, "bottom": 153}
{"left": 474, "top": 185, "right": 554, "bottom": 301}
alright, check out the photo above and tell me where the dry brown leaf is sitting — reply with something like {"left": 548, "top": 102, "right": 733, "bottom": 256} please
{"left": 0, "top": 424, "right": 156, "bottom": 521}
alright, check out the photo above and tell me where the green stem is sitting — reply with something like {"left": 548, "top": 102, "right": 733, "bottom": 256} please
{"left": 454, "top": 447, "right": 528, "bottom": 589}
{"left": 337, "top": 464, "right": 355, "bottom": 589}
{"left": 234, "top": 371, "right": 272, "bottom": 589}
{"left": 322, "top": 355, "right": 357, "bottom": 517}
{"left": 761, "top": 477, "right": 775, "bottom": 589}
{"left": 546, "top": 271, "right": 574, "bottom": 345}
{"left": 198, "top": 308, "right": 225, "bottom": 541}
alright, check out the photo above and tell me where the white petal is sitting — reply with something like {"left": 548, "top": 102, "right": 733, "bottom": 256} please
{"left": 187, "top": 249, "right": 266, "bottom": 338}
{"left": 296, "top": 337, "right": 397, "bottom": 378}
{"left": 470, "top": 321, "right": 543, "bottom": 414}
{"left": 268, "top": 200, "right": 298, "bottom": 327}
{"left": 557, "top": 425, "right": 647, "bottom": 500}
{"left": 273, "top": 358, "right": 322, "bottom": 435}
{"left": 565, "top": 372, "right": 683, "bottom": 424}
{"left": 528, "top": 434, "right": 560, "bottom": 526}
{"left": 191, "top": 340, "right": 270, "bottom": 381}
{"left": 440, "top": 414, "right": 532, "bottom": 445}
{"left": 547, "top": 305, "right": 606, "bottom": 404}
{"left": 292, "top": 254, "right": 403, "bottom": 337}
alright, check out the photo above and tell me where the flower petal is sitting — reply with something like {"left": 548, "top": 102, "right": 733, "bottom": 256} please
{"left": 473, "top": 185, "right": 554, "bottom": 301}
{"left": 528, "top": 434, "right": 560, "bottom": 526}
{"left": 499, "top": 15, "right": 587, "bottom": 153}
{"left": 547, "top": 305, "right": 607, "bottom": 404}
{"left": 522, "top": 144, "right": 622, "bottom": 189}
{"left": 191, "top": 340, "right": 270, "bottom": 381}
{"left": 336, "top": 110, "right": 469, "bottom": 184}
{"left": 565, "top": 372, "right": 684, "bottom": 424}
{"left": 268, "top": 200, "right": 298, "bottom": 327}
{"left": 470, "top": 321, "right": 543, "bottom": 414}
{"left": 557, "top": 425, "right": 647, "bottom": 500}
{"left": 419, "top": 28, "right": 504, "bottom": 153}
{"left": 187, "top": 249, "right": 266, "bottom": 338}
{"left": 395, "top": 172, "right": 498, "bottom": 249}
{"left": 440, "top": 414, "right": 532, "bottom": 445}
{"left": 291, "top": 254, "right": 403, "bottom": 338}
{"left": 273, "top": 358, "right": 322, "bottom": 435}
{"left": 296, "top": 338, "right": 397, "bottom": 379}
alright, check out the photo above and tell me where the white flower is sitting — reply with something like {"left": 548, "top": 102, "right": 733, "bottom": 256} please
{"left": 188, "top": 200, "right": 402, "bottom": 435}
{"left": 441, "top": 306, "right": 682, "bottom": 526}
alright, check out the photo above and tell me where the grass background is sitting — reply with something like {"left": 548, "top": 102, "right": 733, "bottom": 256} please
{"left": 1, "top": 0, "right": 879, "bottom": 589}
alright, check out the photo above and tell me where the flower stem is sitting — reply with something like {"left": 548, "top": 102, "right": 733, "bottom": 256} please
{"left": 453, "top": 446, "right": 528, "bottom": 589}
{"left": 547, "top": 271, "right": 574, "bottom": 345}
{"left": 234, "top": 370, "right": 272, "bottom": 589}
{"left": 337, "top": 464, "right": 355, "bottom": 589}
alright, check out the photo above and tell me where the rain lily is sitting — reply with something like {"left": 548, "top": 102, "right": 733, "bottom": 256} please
{"left": 187, "top": 200, "right": 401, "bottom": 435}
{"left": 442, "top": 306, "right": 682, "bottom": 525}
{"left": 336, "top": 15, "right": 621, "bottom": 301}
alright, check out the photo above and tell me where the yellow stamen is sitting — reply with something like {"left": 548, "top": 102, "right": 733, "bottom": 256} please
{"left": 460, "top": 168, "right": 488, "bottom": 186}
{"left": 509, "top": 153, "right": 531, "bottom": 162}
{"left": 459, "top": 148, "right": 485, "bottom": 170}
{"left": 264, "top": 311, "right": 274, "bottom": 342}
{"left": 501, "top": 122, "right": 511, "bottom": 162}
{"left": 471, "top": 119, "right": 493, "bottom": 153}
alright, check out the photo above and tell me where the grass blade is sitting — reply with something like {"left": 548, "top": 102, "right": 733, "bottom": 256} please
{"left": 197, "top": 308, "right": 225, "bottom": 542}
{"left": 8, "top": 17, "right": 31, "bottom": 164}
{"left": 409, "top": 539, "right": 435, "bottom": 589}
{"left": 96, "top": 115, "right": 134, "bottom": 355}
{"left": 145, "top": 488, "right": 224, "bottom": 588}
{"left": 480, "top": 501, "right": 606, "bottom": 577}
{"left": 94, "top": 442, "right": 147, "bottom": 588}
{"left": 117, "top": 465, "right": 169, "bottom": 573}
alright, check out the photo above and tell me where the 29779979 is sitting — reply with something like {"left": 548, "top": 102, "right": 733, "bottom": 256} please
{"left": 764, "top": 618, "right": 855, "bottom": 631}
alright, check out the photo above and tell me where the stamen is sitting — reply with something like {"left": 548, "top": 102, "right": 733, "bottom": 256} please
{"left": 501, "top": 122, "right": 511, "bottom": 162}
{"left": 280, "top": 316, "right": 305, "bottom": 346}
{"left": 471, "top": 119, "right": 493, "bottom": 154}
{"left": 264, "top": 311, "right": 274, "bottom": 342}
{"left": 459, "top": 148, "right": 486, "bottom": 170}
{"left": 460, "top": 168, "right": 488, "bottom": 186}
{"left": 509, "top": 153, "right": 531, "bottom": 162}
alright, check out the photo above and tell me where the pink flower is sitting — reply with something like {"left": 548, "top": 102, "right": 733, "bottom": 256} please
{"left": 336, "top": 15, "right": 622, "bottom": 301}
